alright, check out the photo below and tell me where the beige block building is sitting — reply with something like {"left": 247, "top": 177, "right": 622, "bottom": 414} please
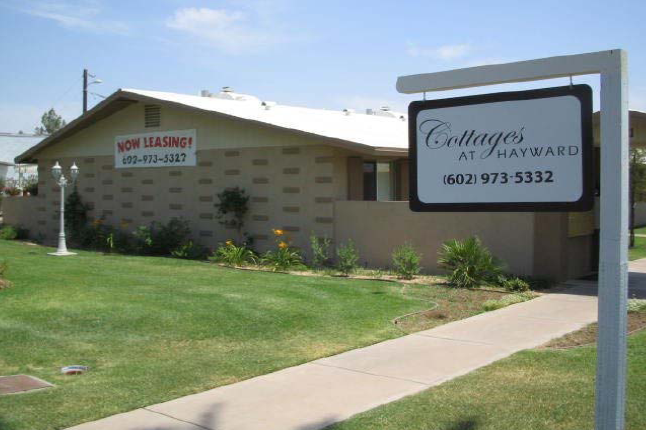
{"left": 7, "top": 87, "right": 612, "bottom": 281}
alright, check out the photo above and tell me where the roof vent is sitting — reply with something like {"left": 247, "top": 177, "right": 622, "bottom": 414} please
{"left": 144, "top": 105, "right": 161, "bottom": 128}
{"left": 399, "top": 115, "right": 406, "bottom": 121}
{"left": 261, "top": 101, "right": 276, "bottom": 110}
{"left": 366, "top": 108, "right": 375, "bottom": 115}
{"left": 200, "top": 90, "right": 211, "bottom": 97}
{"left": 343, "top": 109, "right": 355, "bottom": 116}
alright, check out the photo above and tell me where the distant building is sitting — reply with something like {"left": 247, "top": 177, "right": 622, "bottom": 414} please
{"left": 0, "top": 132, "right": 42, "bottom": 186}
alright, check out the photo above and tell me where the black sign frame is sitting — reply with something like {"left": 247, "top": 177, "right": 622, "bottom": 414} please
{"left": 408, "top": 85, "right": 594, "bottom": 212}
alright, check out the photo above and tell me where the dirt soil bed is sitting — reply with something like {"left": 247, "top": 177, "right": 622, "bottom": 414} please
{"left": 540, "top": 312, "right": 646, "bottom": 349}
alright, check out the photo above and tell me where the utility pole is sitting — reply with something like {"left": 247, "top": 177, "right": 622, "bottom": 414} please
{"left": 82, "top": 68, "right": 88, "bottom": 113}
{"left": 82, "top": 69, "right": 102, "bottom": 114}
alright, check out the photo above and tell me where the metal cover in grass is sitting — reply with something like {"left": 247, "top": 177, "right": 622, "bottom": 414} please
{"left": 0, "top": 375, "right": 53, "bottom": 395}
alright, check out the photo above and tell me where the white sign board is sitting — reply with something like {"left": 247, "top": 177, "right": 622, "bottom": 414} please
{"left": 115, "top": 129, "right": 196, "bottom": 168}
{"left": 409, "top": 85, "right": 593, "bottom": 211}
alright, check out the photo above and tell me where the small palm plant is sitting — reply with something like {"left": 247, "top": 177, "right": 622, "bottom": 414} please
{"left": 438, "top": 236, "right": 504, "bottom": 289}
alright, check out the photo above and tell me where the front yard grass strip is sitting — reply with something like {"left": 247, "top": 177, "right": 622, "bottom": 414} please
{"left": 0, "top": 240, "right": 498, "bottom": 430}
{"left": 326, "top": 330, "right": 646, "bottom": 430}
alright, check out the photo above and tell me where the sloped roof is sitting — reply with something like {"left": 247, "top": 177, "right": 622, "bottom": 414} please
{"left": 16, "top": 88, "right": 408, "bottom": 163}
{"left": 0, "top": 133, "right": 43, "bottom": 165}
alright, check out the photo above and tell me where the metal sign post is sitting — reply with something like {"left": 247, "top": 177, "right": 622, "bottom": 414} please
{"left": 397, "top": 50, "right": 628, "bottom": 430}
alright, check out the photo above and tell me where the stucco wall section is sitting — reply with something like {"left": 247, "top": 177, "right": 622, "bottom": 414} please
{"left": 333, "top": 201, "right": 536, "bottom": 276}
{"left": 1, "top": 196, "right": 40, "bottom": 232}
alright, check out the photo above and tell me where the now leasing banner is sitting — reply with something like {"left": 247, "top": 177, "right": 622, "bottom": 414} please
{"left": 115, "top": 129, "right": 197, "bottom": 168}
{"left": 409, "top": 85, "right": 593, "bottom": 212}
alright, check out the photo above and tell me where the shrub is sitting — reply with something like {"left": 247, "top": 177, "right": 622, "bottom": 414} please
{"left": 4, "top": 187, "right": 21, "bottom": 196}
{"left": 132, "top": 226, "right": 154, "bottom": 255}
{"left": 172, "top": 241, "right": 210, "bottom": 260}
{"left": 106, "top": 229, "right": 135, "bottom": 254}
{"left": 501, "top": 277, "right": 530, "bottom": 292}
{"left": 78, "top": 220, "right": 114, "bottom": 251}
{"left": 438, "top": 236, "right": 504, "bottom": 289}
{"left": 628, "top": 299, "right": 646, "bottom": 313}
{"left": 392, "top": 242, "right": 422, "bottom": 279}
{"left": 336, "top": 240, "right": 359, "bottom": 276}
{"left": 0, "top": 225, "right": 18, "bottom": 240}
{"left": 310, "top": 233, "right": 332, "bottom": 269}
{"left": 24, "top": 178, "right": 38, "bottom": 196}
{"left": 215, "top": 187, "right": 249, "bottom": 242}
{"left": 212, "top": 241, "right": 256, "bottom": 266}
{"left": 65, "top": 186, "right": 90, "bottom": 244}
{"left": 149, "top": 218, "right": 191, "bottom": 256}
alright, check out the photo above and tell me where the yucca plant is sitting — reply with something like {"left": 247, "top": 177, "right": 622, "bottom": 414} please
{"left": 438, "top": 236, "right": 504, "bottom": 289}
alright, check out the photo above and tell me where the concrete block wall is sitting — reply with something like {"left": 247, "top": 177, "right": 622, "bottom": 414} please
{"left": 30, "top": 144, "right": 339, "bottom": 257}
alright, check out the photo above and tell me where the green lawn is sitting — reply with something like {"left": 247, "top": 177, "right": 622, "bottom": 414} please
{"left": 327, "top": 329, "right": 646, "bottom": 430}
{"left": 630, "top": 236, "right": 646, "bottom": 261}
{"left": 0, "top": 240, "right": 495, "bottom": 430}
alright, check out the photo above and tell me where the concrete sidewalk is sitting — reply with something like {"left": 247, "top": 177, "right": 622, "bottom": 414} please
{"left": 68, "top": 286, "right": 605, "bottom": 430}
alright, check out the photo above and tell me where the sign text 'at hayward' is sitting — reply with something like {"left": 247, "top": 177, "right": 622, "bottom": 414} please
{"left": 115, "top": 129, "right": 197, "bottom": 168}
{"left": 408, "top": 85, "right": 593, "bottom": 212}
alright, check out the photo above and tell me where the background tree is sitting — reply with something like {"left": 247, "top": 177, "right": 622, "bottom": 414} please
{"left": 629, "top": 148, "right": 646, "bottom": 247}
{"left": 34, "top": 108, "right": 66, "bottom": 135}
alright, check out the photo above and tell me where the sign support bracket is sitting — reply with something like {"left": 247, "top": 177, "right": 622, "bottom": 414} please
{"left": 397, "top": 49, "right": 628, "bottom": 430}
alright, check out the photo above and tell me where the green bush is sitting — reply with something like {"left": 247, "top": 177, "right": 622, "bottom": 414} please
{"left": 215, "top": 187, "right": 250, "bottom": 242}
{"left": 501, "top": 277, "right": 530, "bottom": 292}
{"left": 172, "top": 241, "right": 210, "bottom": 260}
{"left": 24, "top": 178, "right": 38, "bottom": 196}
{"left": 149, "top": 218, "right": 191, "bottom": 256}
{"left": 65, "top": 187, "right": 90, "bottom": 245}
{"left": 132, "top": 226, "right": 154, "bottom": 254}
{"left": 4, "top": 187, "right": 21, "bottom": 196}
{"left": 310, "top": 233, "right": 332, "bottom": 269}
{"left": 628, "top": 299, "right": 646, "bottom": 313}
{"left": 212, "top": 241, "right": 257, "bottom": 266}
{"left": 392, "top": 242, "right": 422, "bottom": 280}
{"left": 336, "top": 240, "right": 359, "bottom": 276}
{"left": 438, "top": 236, "right": 504, "bottom": 289}
{"left": 0, "top": 225, "right": 17, "bottom": 240}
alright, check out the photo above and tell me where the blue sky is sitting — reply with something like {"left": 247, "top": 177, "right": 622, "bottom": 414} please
{"left": 1, "top": 0, "right": 645, "bottom": 133}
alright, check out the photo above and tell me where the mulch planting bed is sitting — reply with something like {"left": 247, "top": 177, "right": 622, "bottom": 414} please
{"left": 540, "top": 312, "right": 646, "bottom": 349}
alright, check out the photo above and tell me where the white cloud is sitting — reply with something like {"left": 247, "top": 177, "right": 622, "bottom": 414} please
{"left": 166, "top": 7, "right": 283, "bottom": 55}
{"left": 407, "top": 43, "right": 471, "bottom": 61}
{"left": 16, "top": 0, "right": 129, "bottom": 35}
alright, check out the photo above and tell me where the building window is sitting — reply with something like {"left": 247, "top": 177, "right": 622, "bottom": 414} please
{"left": 144, "top": 105, "right": 161, "bottom": 128}
{"left": 363, "top": 161, "right": 394, "bottom": 201}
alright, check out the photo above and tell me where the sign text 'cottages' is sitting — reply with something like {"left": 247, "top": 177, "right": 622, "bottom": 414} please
{"left": 114, "top": 129, "right": 197, "bottom": 168}
{"left": 409, "top": 85, "right": 593, "bottom": 212}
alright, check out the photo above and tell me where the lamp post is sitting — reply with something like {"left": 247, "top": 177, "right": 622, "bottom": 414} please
{"left": 48, "top": 161, "right": 79, "bottom": 256}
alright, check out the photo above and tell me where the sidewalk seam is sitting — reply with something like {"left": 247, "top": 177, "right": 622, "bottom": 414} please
{"left": 411, "top": 333, "right": 501, "bottom": 347}
{"left": 311, "top": 362, "right": 433, "bottom": 387}
{"left": 142, "top": 407, "right": 211, "bottom": 430}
